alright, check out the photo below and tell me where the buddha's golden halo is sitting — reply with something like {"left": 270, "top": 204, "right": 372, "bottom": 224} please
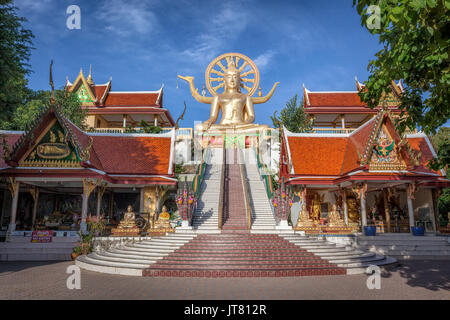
{"left": 205, "top": 52, "right": 260, "bottom": 97}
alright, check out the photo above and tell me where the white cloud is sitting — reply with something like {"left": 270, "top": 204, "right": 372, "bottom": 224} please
{"left": 253, "top": 51, "right": 275, "bottom": 70}
{"left": 98, "top": 0, "right": 159, "bottom": 36}
{"left": 180, "top": 1, "right": 252, "bottom": 65}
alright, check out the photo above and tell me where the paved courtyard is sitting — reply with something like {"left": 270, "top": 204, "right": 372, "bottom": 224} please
{"left": 0, "top": 260, "right": 448, "bottom": 300}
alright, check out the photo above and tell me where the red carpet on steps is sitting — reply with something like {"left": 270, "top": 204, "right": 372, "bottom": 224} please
{"left": 143, "top": 234, "right": 346, "bottom": 277}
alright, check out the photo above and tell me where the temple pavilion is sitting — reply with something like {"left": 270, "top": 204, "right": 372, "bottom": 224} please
{"left": 281, "top": 79, "right": 448, "bottom": 234}
{"left": 0, "top": 68, "right": 179, "bottom": 236}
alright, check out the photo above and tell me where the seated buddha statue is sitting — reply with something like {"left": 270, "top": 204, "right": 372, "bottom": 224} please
{"left": 178, "top": 53, "right": 279, "bottom": 135}
{"left": 327, "top": 204, "right": 346, "bottom": 227}
{"left": 118, "top": 205, "right": 137, "bottom": 229}
{"left": 153, "top": 206, "right": 173, "bottom": 230}
{"left": 295, "top": 203, "right": 315, "bottom": 228}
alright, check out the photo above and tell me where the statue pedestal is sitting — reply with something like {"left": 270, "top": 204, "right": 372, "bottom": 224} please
{"left": 275, "top": 220, "right": 292, "bottom": 230}
{"left": 111, "top": 226, "right": 141, "bottom": 237}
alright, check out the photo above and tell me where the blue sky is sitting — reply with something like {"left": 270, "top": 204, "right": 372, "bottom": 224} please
{"left": 14, "top": 0, "right": 386, "bottom": 128}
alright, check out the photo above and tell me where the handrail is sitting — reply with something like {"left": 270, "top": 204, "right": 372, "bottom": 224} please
{"left": 238, "top": 148, "right": 252, "bottom": 230}
{"left": 218, "top": 144, "right": 226, "bottom": 229}
{"left": 255, "top": 147, "right": 274, "bottom": 200}
{"left": 192, "top": 146, "right": 210, "bottom": 199}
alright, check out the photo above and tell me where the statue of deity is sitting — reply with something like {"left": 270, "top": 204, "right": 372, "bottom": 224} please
{"left": 119, "top": 205, "right": 136, "bottom": 228}
{"left": 153, "top": 205, "right": 173, "bottom": 230}
{"left": 347, "top": 197, "right": 360, "bottom": 223}
{"left": 310, "top": 193, "right": 323, "bottom": 222}
{"left": 111, "top": 205, "right": 140, "bottom": 236}
{"left": 295, "top": 203, "right": 315, "bottom": 228}
{"left": 178, "top": 53, "right": 279, "bottom": 134}
{"left": 328, "top": 204, "right": 346, "bottom": 227}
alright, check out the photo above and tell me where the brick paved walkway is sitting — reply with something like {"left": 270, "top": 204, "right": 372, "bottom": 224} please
{"left": 0, "top": 260, "right": 448, "bottom": 299}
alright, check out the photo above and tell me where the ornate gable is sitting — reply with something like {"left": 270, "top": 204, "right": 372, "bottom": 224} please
{"left": 368, "top": 124, "right": 406, "bottom": 170}
{"left": 19, "top": 120, "right": 81, "bottom": 168}
{"left": 68, "top": 69, "right": 97, "bottom": 105}
{"left": 359, "top": 106, "right": 418, "bottom": 170}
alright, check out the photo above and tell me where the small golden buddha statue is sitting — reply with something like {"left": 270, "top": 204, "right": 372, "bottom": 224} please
{"left": 328, "top": 204, "right": 346, "bottom": 227}
{"left": 295, "top": 203, "right": 315, "bottom": 228}
{"left": 153, "top": 206, "right": 173, "bottom": 230}
{"left": 111, "top": 205, "right": 140, "bottom": 236}
{"left": 118, "top": 205, "right": 137, "bottom": 228}
{"left": 311, "top": 193, "right": 323, "bottom": 222}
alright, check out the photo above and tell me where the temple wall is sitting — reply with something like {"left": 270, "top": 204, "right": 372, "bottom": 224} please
{"left": 175, "top": 139, "right": 192, "bottom": 164}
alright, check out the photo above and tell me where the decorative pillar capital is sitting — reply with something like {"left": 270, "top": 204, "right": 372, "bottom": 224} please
{"left": 82, "top": 178, "right": 102, "bottom": 198}
{"left": 7, "top": 177, "right": 19, "bottom": 197}
{"left": 29, "top": 186, "right": 39, "bottom": 202}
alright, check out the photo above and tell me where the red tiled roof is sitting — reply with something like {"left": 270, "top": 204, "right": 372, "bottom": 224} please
{"left": 407, "top": 137, "right": 443, "bottom": 176}
{"left": 104, "top": 92, "right": 160, "bottom": 107}
{"left": 307, "top": 92, "right": 366, "bottom": 108}
{"left": 340, "top": 120, "right": 376, "bottom": 174}
{"left": 93, "top": 85, "right": 108, "bottom": 101}
{"left": 90, "top": 135, "right": 171, "bottom": 175}
{"left": 287, "top": 136, "right": 348, "bottom": 175}
{"left": 0, "top": 133, "right": 22, "bottom": 168}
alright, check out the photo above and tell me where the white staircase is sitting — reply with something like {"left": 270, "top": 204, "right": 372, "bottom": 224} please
{"left": 356, "top": 234, "right": 450, "bottom": 260}
{"left": 189, "top": 149, "right": 222, "bottom": 233}
{"left": 281, "top": 234, "right": 397, "bottom": 274}
{"left": 243, "top": 149, "right": 277, "bottom": 231}
{"left": 76, "top": 233, "right": 197, "bottom": 275}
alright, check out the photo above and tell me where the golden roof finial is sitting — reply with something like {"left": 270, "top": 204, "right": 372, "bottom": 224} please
{"left": 49, "top": 60, "right": 56, "bottom": 104}
{"left": 87, "top": 64, "right": 94, "bottom": 86}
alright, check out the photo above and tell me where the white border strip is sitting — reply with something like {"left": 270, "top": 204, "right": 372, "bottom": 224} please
{"left": 87, "top": 132, "right": 172, "bottom": 137}
{"left": 283, "top": 126, "right": 295, "bottom": 175}
{"left": 168, "top": 128, "right": 175, "bottom": 175}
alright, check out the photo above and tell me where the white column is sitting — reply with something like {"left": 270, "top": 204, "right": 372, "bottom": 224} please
{"left": 31, "top": 189, "right": 39, "bottom": 230}
{"left": 8, "top": 181, "right": 20, "bottom": 232}
{"left": 360, "top": 190, "right": 367, "bottom": 227}
{"left": 96, "top": 193, "right": 101, "bottom": 217}
{"left": 80, "top": 193, "right": 88, "bottom": 233}
{"left": 154, "top": 116, "right": 158, "bottom": 127}
{"left": 407, "top": 190, "right": 415, "bottom": 231}
{"left": 340, "top": 114, "right": 345, "bottom": 129}
{"left": 343, "top": 190, "right": 349, "bottom": 225}
{"left": 123, "top": 114, "right": 127, "bottom": 128}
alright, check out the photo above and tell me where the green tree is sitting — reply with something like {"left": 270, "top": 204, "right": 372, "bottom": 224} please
{"left": 7, "top": 90, "right": 87, "bottom": 130}
{"left": 271, "top": 94, "right": 312, "bottom": 133}
{"left": 0, "top": 0, "right": 34, "bottom": 127}
{"left": 431, "top": 127, "right": 450, "bottom": 225}
{"left": 353, "top": 0, "right": 450, "bottom": 169}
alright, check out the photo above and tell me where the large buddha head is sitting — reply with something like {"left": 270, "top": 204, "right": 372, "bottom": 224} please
{"left": 224, "top": 60, "right": 241, "bottom": 91}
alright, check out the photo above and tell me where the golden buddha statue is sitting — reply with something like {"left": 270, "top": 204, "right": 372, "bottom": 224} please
{"left": 295, "top": 203, "right": 315, "bottom": 228}
{"left": 111, "top": 205, "right": 140, "bottom": 236}
{"left": 153, "top": 205, "right": 174, "bottom": 231}
{"left": 347, "top": 197, "right": 360, "bottom": 223}
{"left": 327, "top": 204, "right": 346, "bottom": 227}
{"left": 178, "top": 53, "right": 279, "bottom": 134}
{"left": 311, "top": 193, "right": 323, "bottom": 222}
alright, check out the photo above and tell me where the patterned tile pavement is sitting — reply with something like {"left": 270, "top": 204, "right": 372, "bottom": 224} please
{"left": 0, "top": 260, "right": 449, "bottom": 300}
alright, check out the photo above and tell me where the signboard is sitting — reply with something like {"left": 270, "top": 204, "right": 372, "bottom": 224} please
{"left": 31, "top": 230, "right": 53, "bottom": 243}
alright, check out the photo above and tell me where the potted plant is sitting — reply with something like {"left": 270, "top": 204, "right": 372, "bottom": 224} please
{"left": 71, "top": 216, "right": 105, "bottom": 260}
{"left": 71, "top": 246, "right": 82, "bottom": 260}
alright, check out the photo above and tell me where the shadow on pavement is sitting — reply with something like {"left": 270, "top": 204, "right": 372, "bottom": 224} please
{"left": 0, "top": 261, "right": 69, "bottom": 275}
{"left": 381, "top": 260, "right": 449, "bottom": 291}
